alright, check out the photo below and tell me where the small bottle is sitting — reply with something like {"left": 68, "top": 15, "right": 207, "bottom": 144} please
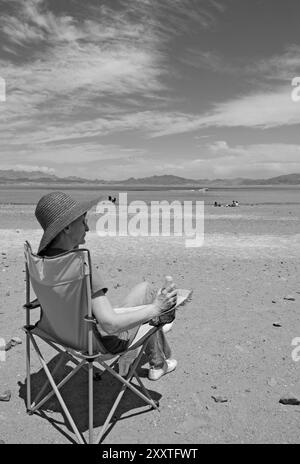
{"left": 161, "top": 275, "right": 176, "bottom": 323}
{"left": 151, "top": 276, "right": 174, "bottom": 326}
{"left": 163, "top": 275, "right": 173, "bottom": 293}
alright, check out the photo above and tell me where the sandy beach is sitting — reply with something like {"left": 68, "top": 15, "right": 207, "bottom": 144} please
{"left": 1, "top": 203, "right": 300, "bottom": 444}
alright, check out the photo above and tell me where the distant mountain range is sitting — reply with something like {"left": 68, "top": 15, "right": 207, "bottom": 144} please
{"left": 0, "top": 170, "right": 300, "bottom": 186}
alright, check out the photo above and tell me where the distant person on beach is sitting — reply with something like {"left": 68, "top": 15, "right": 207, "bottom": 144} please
{"left": 225, "top": 200, "right": 239, "bottom": 207}
{"left": 108, "top": 196, "right": 117, "bottom": 204}
{"left": 34, "top": 191, "right": 178, "bottom": 381}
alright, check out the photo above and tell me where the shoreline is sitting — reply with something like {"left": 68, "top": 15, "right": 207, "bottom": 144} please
{"left": 1, "top": 183, "right": 300, "bottom": 190}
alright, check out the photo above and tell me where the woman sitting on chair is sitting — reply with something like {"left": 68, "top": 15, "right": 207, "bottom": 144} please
{"left": 34, "top": 191, "right": 178, "bottom": 381}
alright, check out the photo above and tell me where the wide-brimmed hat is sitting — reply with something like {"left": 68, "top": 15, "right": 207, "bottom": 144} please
{"left": 35, "top": 191, "right": 101, "bottom": 254}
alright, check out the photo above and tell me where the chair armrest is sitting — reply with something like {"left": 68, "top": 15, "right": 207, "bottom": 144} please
{"left": 23, "top": 298, "right": 41, "bottom": 310}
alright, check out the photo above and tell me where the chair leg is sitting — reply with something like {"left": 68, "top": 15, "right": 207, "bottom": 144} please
{"left": 96, "top": 380, "right": 127, "bottom": 444}
{"left": 88, "top": 361, "right": 93, "bottom": 445}
{"left": 126, "top": 346, "right": 160, "bottom": 409}
{"left": 30, "top": 335, "right": 85, "bottom": 444}
{"left": 96, "top": 349, "right": 159, "bottom": 444}
{"left": 134, "top": 373, "right": 160, "bottom": 410}
{"left": 99, "top": 358, "right": 158, "bottom": 409}
{"left": 31, "top": 352, "right": 67, "bottom": 409}
{"left": 31, "top": 358, "right": 86, "bottom": 412}
{"left": 26, "top": 330, "right": 31, "bottom": 412}
{"left": 126, "top": 350, "right": 160, "bottom": 410}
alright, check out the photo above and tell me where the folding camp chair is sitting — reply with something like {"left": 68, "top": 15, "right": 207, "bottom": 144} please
{"left": 23, "top": 241, "right": 161, "bottom": 444}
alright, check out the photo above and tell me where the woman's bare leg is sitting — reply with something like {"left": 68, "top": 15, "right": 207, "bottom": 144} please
{"left": 122, "top": 281, "right": 172, "bottom": 369}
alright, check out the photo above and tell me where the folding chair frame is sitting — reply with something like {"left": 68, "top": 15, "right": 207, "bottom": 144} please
{"left": 23, "top": 243, "right": 160, "bottom": 444}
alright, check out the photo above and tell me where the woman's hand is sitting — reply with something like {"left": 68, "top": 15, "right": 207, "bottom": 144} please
{"left": 154, "top": 285, "right": 177, "bottom": 314}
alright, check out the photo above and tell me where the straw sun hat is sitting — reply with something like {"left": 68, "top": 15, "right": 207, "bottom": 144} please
{"left": 35, "top": 191, "right": 101, "bottom": 254}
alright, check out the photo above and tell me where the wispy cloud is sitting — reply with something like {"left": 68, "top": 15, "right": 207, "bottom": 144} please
{"left": 1, "top": 0, "right": 299, "bottom": 180}
{"left": 0, "top": 0, "right": 169, "bottom": 172}
{"left": 147, "top": 85, "right": 300, "bottom": 136}
{"left": 122, "top": 0, "right": 223, "bottom": 36}
{"left": 183, "top": 142, "right": 300, "bottom": 178}
{"left": 2, "top": 83, "right": 298, "bottom": 147}
{"left": 184, "top": 44, "right": 300, "bottom": 85}
{"left": 85, "top": 142, "right": 300, "bottom": 180}
{"left": 0, "top": 0, "right": 224, "bottom": 160}
{"left": 0, "top": 164, "right": 55, "bottom": 174}
{"left": 248, "top": 45, "right": 300, "bottom": 82}
{"left": 1, "top": 4, "right": 164, "bottom": 113}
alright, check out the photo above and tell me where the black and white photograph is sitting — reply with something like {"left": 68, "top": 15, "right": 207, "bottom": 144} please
{"left": 0, "top": 0, "right": 300, "bottom": 446}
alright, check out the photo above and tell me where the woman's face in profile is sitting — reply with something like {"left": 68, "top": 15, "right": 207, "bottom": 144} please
{"left": 69, "top": 214, "right": 89, "bottom": 247}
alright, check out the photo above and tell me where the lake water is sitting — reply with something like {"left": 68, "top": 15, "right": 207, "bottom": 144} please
{"left": 0, "top": 185, "right": 300, "bottom": 206}
{"left": 0, "top": 186, "right": 300, "bottom": 240}
{"left": 1, "top": 185, "right": 300, "bottom": 236}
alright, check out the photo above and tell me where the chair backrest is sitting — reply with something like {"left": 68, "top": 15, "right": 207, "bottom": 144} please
{"left": 24, "top": 242, "right": 104, "bottom": 353}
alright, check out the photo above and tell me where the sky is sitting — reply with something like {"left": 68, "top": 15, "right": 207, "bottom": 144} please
{"left": 0, "top": 0, "right": 300, "bottom": 180}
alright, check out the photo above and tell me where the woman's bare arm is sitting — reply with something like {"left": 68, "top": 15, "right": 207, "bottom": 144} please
{"left": 92, "top": 288, "right": 177, "bottom": 335}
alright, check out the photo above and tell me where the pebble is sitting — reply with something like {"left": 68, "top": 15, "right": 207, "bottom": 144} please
{"left": 4, "top": 341, "right": 12, "bottom": 351}
{"left": 284, "top": 296, "right": 295, "bottom": 301}
{"left": 5, "top": 337, "right": 22, "bottom": 351}
{"left": 0, "top": 390, "right": 11, "bottom": 402}
{"left": 273, "top": 323, "right": 282, "bottom": 327}
{"left": 211, "top": 395, "right": 228, "bottom": 403}
{"left": 279, "top": 395, "right": 300, "bottom": 406}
